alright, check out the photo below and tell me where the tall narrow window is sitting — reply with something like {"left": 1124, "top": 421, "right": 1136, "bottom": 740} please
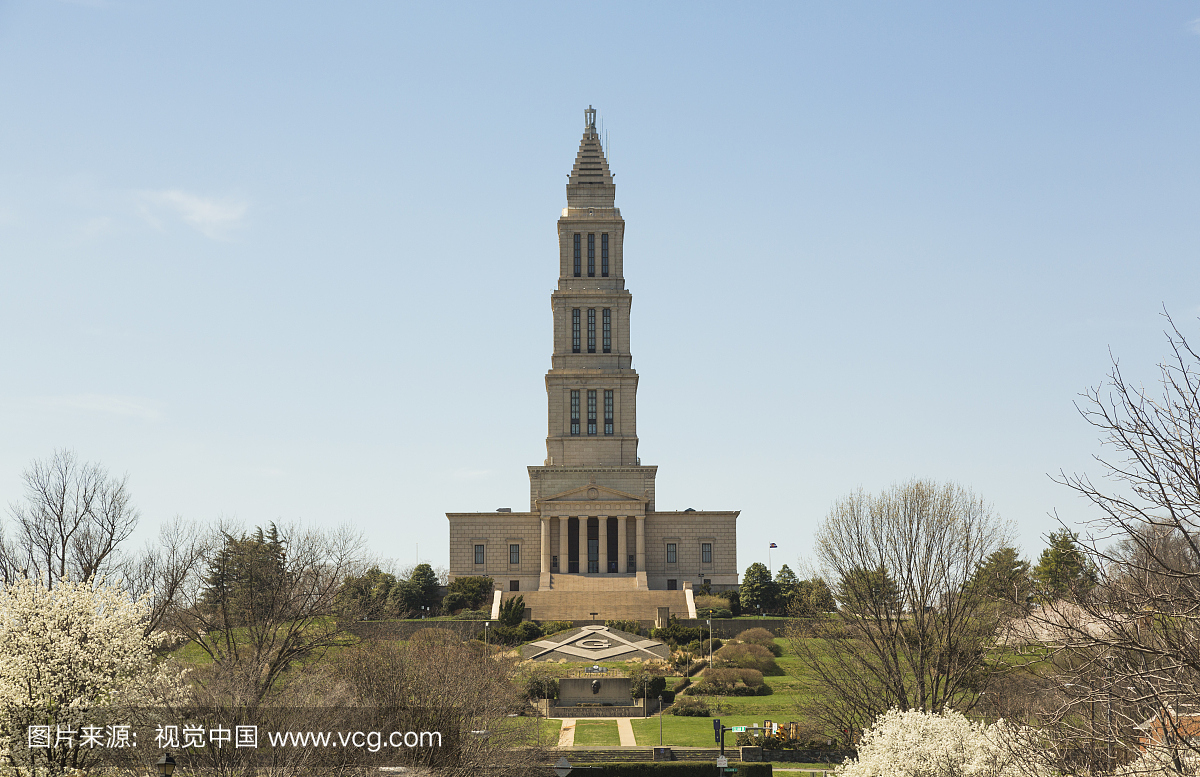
{"left": 474, "top": 544, "right": 485, "bottom": 564}
{"left": 604, "top": 390, "right": 614, "bottom": 435}
{"left": 587, "top": 233, "right": 595, "bottom": 277}
{"left": 572, "top": 309, "right": 581, "bottom": 354}
{"left": 570, "top": 391, "right": 580, "bottom": 435}
{"left": 666, "top": 543, "right": 677, "bottom": 564}
{"left": 587, "top": 309, "right": 596, "bottom": 353}
{"left": 510, "top": 544, "right": 520, "bottom": 565}
{"left": 702, "top": 543, "right": 712, "bottom": 564}
{"left": 601, "top": 233, "right": 609, "bottom": 277}
{"left": 587, "top": 390, "right": 597, "bottom": 435}
{"left": 573, "top": 234, "right": 581, "bottom": 277}
{"left": 602, "top": 308, "right": 611, "bottom": 353}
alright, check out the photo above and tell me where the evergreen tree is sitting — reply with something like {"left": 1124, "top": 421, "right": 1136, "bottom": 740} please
{"left": 967, "top": 547, "right": 1033, "bottom": 608}
{"left": 387, "top": 562, "right": 442, "bottom": 616}
{"left": 836, "top": 566, "right": 902, "bottom": 614}
{"left": 1033, "top": 530, "right": 1097, "bottom": 600}
{"left": 199, "top": 523, "right": 287, "bottom": 626}
{"left": 793, "top": 577, "right": 837, "bottom": 616}
{"left": 740, "top": 562, "right": 778, "bottom": 615}
{"left": 774, "top": 564, "right": 801, "bottom": 608}
{"left": 336, "top": 565, "right": 398, "bottom": 620}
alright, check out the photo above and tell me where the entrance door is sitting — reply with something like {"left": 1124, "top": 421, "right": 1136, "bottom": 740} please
{"left": 587, "top": 539, "right": 599, "bottom": 573}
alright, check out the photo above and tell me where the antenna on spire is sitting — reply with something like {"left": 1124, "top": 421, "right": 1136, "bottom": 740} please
{"left": 585, "top": 105, "right": 597, "bottom": 133}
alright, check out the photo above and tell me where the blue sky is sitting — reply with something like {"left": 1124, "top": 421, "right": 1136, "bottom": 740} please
{"left": 2, "top": 2, "right": 1198, "bottom": 575}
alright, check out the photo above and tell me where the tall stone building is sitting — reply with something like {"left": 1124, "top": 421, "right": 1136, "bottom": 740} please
{"left": 446, "top": 108, "right": 739, "bottom": 621}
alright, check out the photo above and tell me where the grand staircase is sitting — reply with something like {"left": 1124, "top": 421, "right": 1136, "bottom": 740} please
{"left": 503, "top": 574, "right": 693, "bottom": 621}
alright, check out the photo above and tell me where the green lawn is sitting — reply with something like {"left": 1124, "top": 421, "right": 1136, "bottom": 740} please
{"left": 572, "top": 720, "right": 622, "bottom": 747}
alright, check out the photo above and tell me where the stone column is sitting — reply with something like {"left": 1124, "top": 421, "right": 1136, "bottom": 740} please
{"left": 558, "top": 515, "right": 569, "bottom": 575}
{"left": 617, "top": 516, "right": 628, "bottom": 573}
{"left": 540, "top": 517, "right": 550, "bottom": 575}
{"left": 578, "top": 516, "right": 589, "bottom": 574}
{"left": 636, "top": 516, "right": 646, "bottom": 577}
{"left": 598, "top": 515, "right": 608, "bottom": 573}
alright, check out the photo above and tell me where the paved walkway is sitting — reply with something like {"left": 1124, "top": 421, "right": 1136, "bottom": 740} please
{"left": 557, "top": 719, "right": 576, "bottom": 747}
{"left": 551, "top": 716, "right": 638, "bottom": 747}
{"left": 615, "top": 717, "right": 636, "bottom": 746}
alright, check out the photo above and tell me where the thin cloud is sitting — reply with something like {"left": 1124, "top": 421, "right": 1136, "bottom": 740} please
{"left": 1189, "top": 18, "right": 1200, "bottom": 35}
{"left": 30, "top": 394, "right": 163, "bottom": 421}
{"left": 140, "top": 189, "right": 248, "bottom": 239}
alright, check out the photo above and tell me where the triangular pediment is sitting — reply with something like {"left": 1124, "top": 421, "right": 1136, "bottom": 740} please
{"left": 541, "top": 483, "right": 645, "bottom": 504}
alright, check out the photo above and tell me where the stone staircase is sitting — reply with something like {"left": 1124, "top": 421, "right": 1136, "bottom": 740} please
{"left": 505, "top": 585, "right": 692, "bottom": 621}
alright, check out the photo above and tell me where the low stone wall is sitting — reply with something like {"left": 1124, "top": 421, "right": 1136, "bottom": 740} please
{"left": 556, "top": 705, "right": 647, "bottom": 718}
{"left": 344, "top": 620, "right": 486, "bottom": 641}
{"left": 344, "top": 616, "right": 800, "bottom": 643}
{"left": 742, "top": 748, "right": 854, "bottom": 763}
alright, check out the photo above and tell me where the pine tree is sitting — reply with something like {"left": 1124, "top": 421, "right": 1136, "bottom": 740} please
{"left": 775, "top": 564, "right": 801, "bottom": 607}
{"left": 967, "top": 546, "right": 1033, "bottom": 607}
{"left": 740, "top": 562, "right": 778, "bottom": 615}
{"left": 1032, "top": 530, "right": 1097, "bottom": 600}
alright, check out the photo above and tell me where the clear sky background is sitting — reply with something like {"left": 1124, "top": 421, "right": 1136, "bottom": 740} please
{"left": 2, "top": 2, "right": 1198, "bottom": 577}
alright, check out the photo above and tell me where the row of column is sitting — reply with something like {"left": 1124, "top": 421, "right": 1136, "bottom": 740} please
{"left": 539, "top": 515, "right": 644, "bottom": 575}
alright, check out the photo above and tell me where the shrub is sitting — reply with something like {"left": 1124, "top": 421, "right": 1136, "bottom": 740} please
{"left": 650, "top": 622, "right": 703, "bottom": 646}
{"left": 497, "top": 595, "right": 525, "bottom": 626}
{"left": 698, "top": 607, "right": 732, "bottom": 619}
{"left": 718, "top": 588, "right": 741, "bottom": 616}
{"left": 694, "top": 594, "right": 726, "bottom": 611}
{"left": 736, "top": 627, "right": 782, "bottom": 655}
{"left": 715, "top": 642, "right": 783, "bottom": 675}
{"left": 539, "top": 620, "right": 574, "bottom": 635}
{"left": 669, "top": 696, "right": 710, "bottom": 717}
{"left": 605, "top": 619, "right": 644, "bottom": 635}
{"left": 446, "top": 575, "right": 494, "bottom": 610}
{"left": 523, "top": 673, "right": 558, "bottom": 701}
{"left": 627, "top": 664, "right": 668, "bottom": 699}
{"left": 476, "top": 620, "right": 542, "bottom": 645}
{"left": 701, "top": 638, "right": 722, "bottom": 653}
{"left": 736, "top": 627, "right": 774, "bottom": 642}
{"left": 439, "top": 591, "right": 470, "bottom": 614}
{"left": 694, "top": 667, "right": 770, "bottom": 697}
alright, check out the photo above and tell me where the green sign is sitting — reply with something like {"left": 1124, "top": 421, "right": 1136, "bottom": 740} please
{"left": 731, "top": 726, "right": 747, "bottom": 733}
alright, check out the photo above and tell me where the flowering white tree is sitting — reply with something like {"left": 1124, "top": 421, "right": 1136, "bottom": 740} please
{"left": 838, "top": 708, "right": 1032, "bottom": 777}
{"left": 0, "top": 577, "right": 179, "bottom": 775}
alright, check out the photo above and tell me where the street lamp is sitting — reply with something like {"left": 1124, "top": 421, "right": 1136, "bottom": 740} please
{"left": 707, "top": 618, "right": 712, "bottom": 665}
{"left": 658, "top": 695, "right": 663, "bottom": 745}
{"left": 485, "top": 621, "right": 490, "bottom": 648}
{"left": 156, "top": 752, "right": 176, "bottom": 777}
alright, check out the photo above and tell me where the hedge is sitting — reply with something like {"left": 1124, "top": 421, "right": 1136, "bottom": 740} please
{"left": 578, "top": 763, "right": 771, "bottom": 776}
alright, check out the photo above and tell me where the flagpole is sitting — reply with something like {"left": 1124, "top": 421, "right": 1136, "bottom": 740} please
{"left": 768, "top": 545, "right": 772, "bottom": 576}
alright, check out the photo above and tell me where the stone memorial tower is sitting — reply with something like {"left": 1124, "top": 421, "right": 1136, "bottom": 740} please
{"left": 446, "top": 108, "right": 739, "bottom": 621}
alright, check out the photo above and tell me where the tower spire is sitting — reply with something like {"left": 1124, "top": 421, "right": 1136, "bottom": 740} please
{"left": 567, "top": 106, "right": 614, "bottom": 208}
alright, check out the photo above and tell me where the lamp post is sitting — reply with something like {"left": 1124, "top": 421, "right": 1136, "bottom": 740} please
{"left": 643, "top": 676, "right": 649, "bottom": 718}
{"left": 658, "top": 695, "right": 663, "bottom": 745}
{"left": 707, "top": 618, "right": 712, "bottom": 665}
{"left": 485, "top": 621, "right": 490, "bottom": 648}
{"left": 156, "top": 752, "right": 176, "bottom": 777}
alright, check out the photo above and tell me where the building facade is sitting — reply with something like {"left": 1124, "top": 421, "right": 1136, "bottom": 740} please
{"left": 446, "top": 108, "right": 738, "bottom": 618}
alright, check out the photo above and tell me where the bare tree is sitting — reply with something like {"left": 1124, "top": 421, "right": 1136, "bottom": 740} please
{"left": 3, "top": 449, "right": 138, "bottom": 586}
{"left": 121, "top": 515, "right": 210, "bottom": 638}
{"left": 1028, "top": 313, "right": 1200, "bottom": 774}
{"left": 789, "top": 479, "right": 1012, "bottom": 741}
{"left": 171, "top": 521, "right": 367, "bottom": 705}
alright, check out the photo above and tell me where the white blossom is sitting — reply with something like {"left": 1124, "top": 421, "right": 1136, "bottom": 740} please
{"left": 0, "top": 577, "right": 187, "bottom": 774}
{"left": 838, "top": 708, "right": 1035, "bottom": 777}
